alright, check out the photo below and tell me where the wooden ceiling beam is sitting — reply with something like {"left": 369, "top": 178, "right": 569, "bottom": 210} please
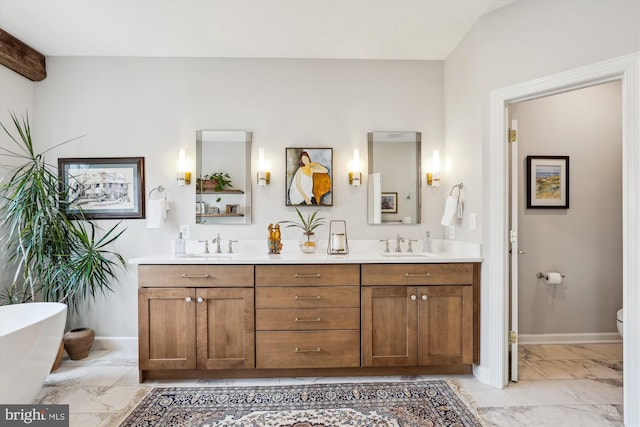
{"left": 0, "top": 29, "right": 46, "bottom": 81}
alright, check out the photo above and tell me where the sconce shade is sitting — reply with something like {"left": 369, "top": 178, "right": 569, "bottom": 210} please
{"left": 350, "top": 149, "right": 361, "bottom": 186}
{"left": 257, "top": 171, "right": 271, "bottom": 186}
{"left": 428, "top": 150, "right": 440, "bottom": 187}
{"left": 349, "top": 171, "right": 361, "bottom": 186}
{"left": 177, "top": 149, "right": 191, "bottom": 186}
{"left": 257, "top": 148, "right": 270, "bottom": 185}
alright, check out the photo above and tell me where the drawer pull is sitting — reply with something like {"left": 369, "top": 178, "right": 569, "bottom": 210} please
{"left": 197, "top": 297, "right": 204, "bottom": 303}
{"left": 294, "top": 347, "right": 322, "bottom": 353}
{"left": 294, "top": 295, "right": 322, "bottom": 300}
{"left": 421, "top": 294, "right": 428, "bottom": 301}
{"left": 181, "top": 273, "right": 211, "bottom": 279}
{"left": 410, "top": 295, "right": 417, "bottom": 301}
{"left": 404, "top": 272, "right": 432, "bottom": 277}
{"left": 294, "top": 317, "right": 322, "bottom": 322}
{"left": 294, "top": 273, "right": 322, "bottom": 279}
{"left": 185, "top": 297, "right": 192, "bottom": 303}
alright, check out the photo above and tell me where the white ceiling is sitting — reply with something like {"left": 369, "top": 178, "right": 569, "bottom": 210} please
{"left": 0, "top": 0, "right": 513, "bottom": 60}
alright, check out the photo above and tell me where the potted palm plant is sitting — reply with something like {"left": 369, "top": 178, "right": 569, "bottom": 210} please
{"left": 279, "top": 207, "right": 325, "bottom": 254}
{"left": 0, "top": 112, "right": 127, "bottom": 362}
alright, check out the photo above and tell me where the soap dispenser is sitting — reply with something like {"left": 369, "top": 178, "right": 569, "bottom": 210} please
{"left": 423, "top": 231, "right": 432, "bottom": 254}
{"left": 175, "top": 232, "right": 186, "bottom": 256}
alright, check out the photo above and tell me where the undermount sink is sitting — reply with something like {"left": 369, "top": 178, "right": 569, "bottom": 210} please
{"left": 380, "top": 252, "right": 434, "bottom": 257}
{"left": 179, "top": 253, "right": 241, "bottom": 258}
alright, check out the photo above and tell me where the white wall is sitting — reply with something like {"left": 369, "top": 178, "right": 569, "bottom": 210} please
{"left": 0, "top": 65, "right": 34, "bottom": 296}
{"left": 27, "top": 57, "right": 444, "bottom": 335}
{"left": 444, "top": 0, "right": 638, "bottom": 421}
{"left": 514, "top": 81, "right": 622, "bottom": 335}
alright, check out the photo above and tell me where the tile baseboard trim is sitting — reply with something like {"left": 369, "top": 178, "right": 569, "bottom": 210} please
{"left": 95, "top": 336, "right": 138, "bottom": 351}
{"left": 520, "top": 333, "right": 622, "bottom": 345}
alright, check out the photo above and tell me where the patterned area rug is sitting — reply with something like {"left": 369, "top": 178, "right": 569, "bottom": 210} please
{"left": 120, "top": 380, "right": 485, "bottom": 426}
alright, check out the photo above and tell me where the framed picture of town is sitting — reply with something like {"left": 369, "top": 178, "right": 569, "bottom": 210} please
{"left": 526, "top": 155, "right": 569, "bottom": 209}
{"left": 58, "top": 157, "right": 145, "bottom": 219}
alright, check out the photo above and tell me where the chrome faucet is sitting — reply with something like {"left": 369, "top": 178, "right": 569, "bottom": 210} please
{"left": 395, "top": 234, "right": 405, "bottom": 252}
{"left": 212, "top": 233, "right": 222, "bottom": 254}
{"left": 199, "top": 240, "right": 210, "bottom": 254}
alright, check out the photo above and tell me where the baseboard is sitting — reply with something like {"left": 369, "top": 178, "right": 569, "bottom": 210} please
{"left": 519, "top": 332, "right": 622, "bottom": 345}
{"left": 472, "top": 364, "right": 492, "bottom": 385}
{"left": 94, "top": 336, "right": 138, "bottom": 351}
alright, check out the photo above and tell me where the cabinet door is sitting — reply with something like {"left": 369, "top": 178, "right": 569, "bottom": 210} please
{"left": 196, "top": 288, "right": 255, "bottom": 369}
{"left": 361, "top": 286, "right": 417, "bottom": 367}
{"left": 138, "top": 288, "right": 197, "bottom": 370}
{"left": 418, "top": 285, "right": 473, "bottom": 365}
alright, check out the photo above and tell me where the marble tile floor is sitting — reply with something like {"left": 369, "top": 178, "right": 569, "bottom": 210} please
{"left": 36, "top": 343, "right": 623, "bottom": 427}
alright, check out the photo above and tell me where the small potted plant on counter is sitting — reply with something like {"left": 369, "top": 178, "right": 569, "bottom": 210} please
{"left": 279, "top": 207, "right": 325, "bottom": 254}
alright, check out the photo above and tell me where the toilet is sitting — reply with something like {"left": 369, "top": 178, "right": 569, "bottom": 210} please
{"left": 617, "top": 308, "right": 623, "bottom": 338}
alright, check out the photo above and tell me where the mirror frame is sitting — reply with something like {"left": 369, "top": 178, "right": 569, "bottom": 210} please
{"left": 195, "top": 130, "right": 252, "bottom": 224}
{"left": 367, "top": 131, "right": 421, "bottom": 225}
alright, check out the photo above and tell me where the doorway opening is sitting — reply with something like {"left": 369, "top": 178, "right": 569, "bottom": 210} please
{"left": 507, "top": 81, "right": 623, "bottom": 382}
{"left": 485, "top": 54, "right": 639, "bottom": 426}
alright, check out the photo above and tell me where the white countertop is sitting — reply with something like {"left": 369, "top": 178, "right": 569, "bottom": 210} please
{"left": 129, "top": 239, "right": 482, "bottom": 265}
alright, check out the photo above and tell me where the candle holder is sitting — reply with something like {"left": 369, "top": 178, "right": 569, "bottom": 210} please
{"left": 327, "top": 220, "right": 349, "bottom": 255}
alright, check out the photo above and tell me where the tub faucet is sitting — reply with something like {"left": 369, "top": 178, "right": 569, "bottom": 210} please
{"left": 395, "top": 234, "right": 405, "bottom": 252}
{"left": 212, "top": 233, "right": 222, "bottom": 253}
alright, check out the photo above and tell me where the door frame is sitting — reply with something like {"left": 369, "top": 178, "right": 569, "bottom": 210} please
{"left": 486, "top": 53, "right": 639, "bottom": 426}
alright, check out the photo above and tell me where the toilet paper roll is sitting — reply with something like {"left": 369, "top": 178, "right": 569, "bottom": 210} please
{"left": 544, "top": 272, "right": 562, "bottom": 285}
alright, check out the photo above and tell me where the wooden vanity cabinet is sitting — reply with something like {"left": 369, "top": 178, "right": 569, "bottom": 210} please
{"left": 255, "top": 264, "right": 361, "bottom": 369}
{"left": 361, "top": 263, "right": 477, "bottom": 368}
{"left": 138, "top": 265, "right": 254, "bottom": 379}
{"left": 136, "top": 261, "right": 479, "bottom": 380}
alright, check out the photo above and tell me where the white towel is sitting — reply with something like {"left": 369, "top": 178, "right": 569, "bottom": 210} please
{"left": 440, "top": 196, "right": 458, "bottom": 227}
{"left": 147, "top": 198, "right": 168, "bottom": 228}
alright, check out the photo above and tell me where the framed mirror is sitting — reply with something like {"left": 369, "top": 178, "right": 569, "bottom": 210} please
{"left": 367, "top": 131, "right": 421, "bottom": 225}
{"left": 195, "top": 130, "right": 252, "bottom": 224}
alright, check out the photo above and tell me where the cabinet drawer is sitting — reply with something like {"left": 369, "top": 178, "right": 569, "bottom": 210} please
{"left": 138, "top": 265, "right": 254, "bottom": 287}
{"left": 255, "top": 286, "right": 359, "bottom": 309}
{"left": 256, "top": 308, "right": 360, "bottom": 331}
{"left": 361, "top": 263, "right": 474, "bottom": 286}
{"left": 256, "top": 264, "right": 359, "bottom": 286}
{"left": 256, "top": 331, "right": 360, "bottom": 368}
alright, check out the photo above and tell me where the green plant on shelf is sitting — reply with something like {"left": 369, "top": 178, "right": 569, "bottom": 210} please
{"left": 203, "top": 172, "right": 232, "bottom": 192}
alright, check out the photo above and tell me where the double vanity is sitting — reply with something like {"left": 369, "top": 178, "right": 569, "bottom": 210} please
{"left": 131, "top": 240, "right": 481, "bottom": 382}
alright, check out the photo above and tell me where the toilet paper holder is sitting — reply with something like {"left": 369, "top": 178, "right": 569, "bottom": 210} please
{"left": 536, "top": 272, "right": 565, "bottom": 279}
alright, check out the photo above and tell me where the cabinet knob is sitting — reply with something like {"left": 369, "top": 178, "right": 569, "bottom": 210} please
{"left": 197, "top": 297, "right": 204, "bottom": 303}
{"left": 410, "top": 294, "right": 417, "bottom": 301}
{"left": 421, "top": 294, "right": 428, "bottom": 301}
{"left": 185, "top": 297, "right": 192, "bottom": 303}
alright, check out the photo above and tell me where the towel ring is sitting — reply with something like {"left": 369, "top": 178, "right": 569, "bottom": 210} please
{"left": 149, "top": 185, "right": 167, "bottom": 200}
{"left": 449, "top": 182, "right": 464, "bottom": 218}
{"left": 449, "top": 182, "right": 463, "bottom": 197}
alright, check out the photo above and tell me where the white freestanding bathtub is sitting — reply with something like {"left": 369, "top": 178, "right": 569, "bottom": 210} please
{"left": 0, "top": 302, "right": 67, "bottom": 404}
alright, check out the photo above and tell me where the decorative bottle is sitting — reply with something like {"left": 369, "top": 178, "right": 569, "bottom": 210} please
{"left": 423, "top": 231, "right": 432, "bottom": 253}
{"left": 175, "top": 232, "right": 186, "bottom": 256}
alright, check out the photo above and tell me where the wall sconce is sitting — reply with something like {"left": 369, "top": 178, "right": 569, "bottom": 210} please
{"left": 349, "top": 149, "right": 361, "bottom": 187}
{"left": 427, "top": 150, "right": 441, "bottom": 187}
{"left": 177, "top": 149, "right": 191, "bottom": 186}
{"left": 257, "top": 148, "right": 270, "bottom": 186}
